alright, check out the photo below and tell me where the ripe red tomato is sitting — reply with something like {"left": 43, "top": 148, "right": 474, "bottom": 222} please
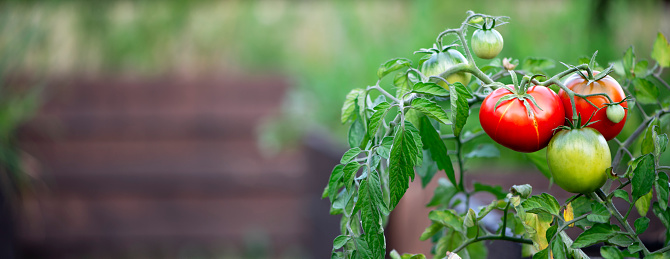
{"left": 558, "top": 72, "right": 627, "bottom": 140}
{"left": 480, "top": 85, "right": 565, "bottom": 153}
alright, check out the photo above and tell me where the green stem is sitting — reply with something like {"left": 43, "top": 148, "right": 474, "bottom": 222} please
{"left": 371, "top": 84, "right": 401, "bottom": 104}
{"left": 651, "top": 244, "right": 670, "bottom": 255}
{"left": 452, "top": 234, "right": 533, "bottom": 254}
{"left": 593, "top": 190, "right": 650, "bottom": 256}
{"left": 456, "top": 137, "right": 465, "bottom": 191}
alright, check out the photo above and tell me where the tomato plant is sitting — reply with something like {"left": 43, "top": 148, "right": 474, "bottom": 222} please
{"left": 558, "top": 71, "right": 628, "bottom": 140}
{"left": 327, "top": 11, "right": 670, "bottom": 259}
{"left": 547, "top": 127, "right": 611, "bottom": 193}
{"left": 479, "top": 81, "right": 565, "bottom": 153}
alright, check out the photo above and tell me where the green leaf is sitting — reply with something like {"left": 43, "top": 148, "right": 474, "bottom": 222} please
{"left": 635, "top": 191, "right": 653, "bottom": 217}
{"left": 376, "top": 137, "right": 393, "bottom": 159}
{"left": 412, "top": 82, "right": 449, "bottom": 97}
{"left": 525, "top": 150, "right": 552, "bottom": 179}
{"left": 342, "top": 89, "right": 364, "bottom": 124}
{"left": 393, "top": 70, "right": 412, "bottom": 97}
{"left": 367, "top": 102, "right": 391, "bottom": 138}
{"left": 628, "top": 242, "right": 642, "bottom": 254}
{"left": 571, "top": 223, "right": 619, "bottom": 249}
{"left": 416, "top": 150, "right": 438, "bottom": 188}
{"left": 419, "top": 116, "right": 456, "bottom": 188}
{"left": 633, "top": 78, "right": 659, "bottom": 105}
{"left": 404, "top": 122, "right": 424, "bottom": 168}
{"left": 600, "top": 246, "right": 623, "bottom": 259}
{"left": 631, "top": 154, "right": 655, "bottom": 202}
{"left": 551, "top": 234, "right": 567, "bottom": 259}
{"left": 341, "top": 147, "right": 362, "bottom": 164}
{"left": 388, "top": 124, "right": 419, "bottom": 210}
{"left": 612, "top": 189, "right": 630, "bottom": 203}
{"left": 656, "top": 172, "right": 669, "bottom": 211}
{"left": 354, "top": 237, "right": 372, "bottom": 259}
{"left": 587, "top": 202, "right": 611, "bottom": 224}
{"left": 532, "top": 248, "right": 550, "bottom": 259}
{"left": 522, "top": 57, "right": 556, "bottom": 74}
{"left": 343, "top": 161, "right": 362, "bottom": 189}
{"left": 652, "top": 202, "right": 670, "bottom": 229}
{"left": 429, "top": 210, "right": 464, "bottom": 233}
{"left": 607, "top": 234, "right": 633, "bottom": 247}
{"left": 368, "top": 169, "right": 389, "bottom": 215}
{"left": 435, "top": 230, "right": 465, "bottom": 258}
{"left": 642, "top": 124, "right": 658, "bottom": 156}
{"left": 465, "top": 144, "right": 500, "bottom": 159}
{"left": 348, "top": 118, "right": 366, "bottom": 148}
{"left": 463, "top": 208, "right": 477, "bottom": 228}
{"left": 656, "top": 134, "right": 668, "bottom": 158}
{"left": 449, "top": 82, "right": 472, "bottom": 136}
{"left": 378, "top": 58, "right": 411, "bottom": 79}
{"left": 510, "top": 184, "right": 532, "bottom": 199}
{"left": 473, "top": 183, "right": 506, "bottom": 199}
{"left": 634, "top": 60, "right": 649, "bottom": 78}
{"left": 634, "top": 217, "right": 650, "bottom": 235}
{"left": 652, "top": 32, "right": 670, "bottom": 68}
{"left": 333, "top": 235, "right": 350, "bottom": 250}
{"left": 623, "top": 46, "right": 636, "bottom": 79}
{"left": 522, "top": 193, "right": 561, "bottom": 216}
{"left": 427, "top": 178, "right": 458, "bottom": 207}
{"left": 410, "top": 97, "right": 451, "bottom": 125}
{"left": 327, "top": 164, "right": 345, "bottom": 202}
{"left": 419, "top": 222, "right": 443, "bottom": 241}
{"left": 359, "top": 178, "right": 385, "bottom": 259}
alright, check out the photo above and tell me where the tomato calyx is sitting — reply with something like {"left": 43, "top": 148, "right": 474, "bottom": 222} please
{"left": 464, "top": 14, "right": 509, "bottom": 31}
{"left": 491, "top": 71, "right": 545, "bottom": 118}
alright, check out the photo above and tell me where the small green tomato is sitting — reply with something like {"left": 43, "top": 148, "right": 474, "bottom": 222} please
{"left": 419, "top": 48, "right": 471, "bottom": 89}
{"left": 471, "top": 28, "right": 504, "bottom": 59}
{"left": 606, "top": 104, "right": 625, "bottom": 124}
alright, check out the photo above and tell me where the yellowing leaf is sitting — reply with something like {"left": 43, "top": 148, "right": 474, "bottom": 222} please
{"left": 564, "top": 202, "right": 575, "bottom": 227}
{"left": 652, "top": 32, "right": 670, "bottom": 68}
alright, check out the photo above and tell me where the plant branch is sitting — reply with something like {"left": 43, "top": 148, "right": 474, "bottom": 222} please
{"left": 371, "top": 84, "right": 401, "bottom": 104}
{"left": 593, "top": 190, "right": 650, "bottom": 256}
{"left": 452, "top": 234, "right": 533, "bottom": 254}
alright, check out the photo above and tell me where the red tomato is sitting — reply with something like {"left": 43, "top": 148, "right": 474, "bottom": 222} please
{"left": 558, "top": 72, "right": 627, "bottom": 140}
{"left": 480, "top": 85, "right": 566, "bottom": 153}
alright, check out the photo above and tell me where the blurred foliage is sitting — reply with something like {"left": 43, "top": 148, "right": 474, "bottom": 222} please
{"left": 0, "top": 0, "right": 669, "bottom": 165}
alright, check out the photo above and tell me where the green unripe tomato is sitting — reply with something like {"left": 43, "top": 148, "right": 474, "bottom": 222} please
{"left": 471, "top": 28, "right": 504, "bottom": 59}
{"left": 546, "top": 128, "right": 611, "bottom": 194}
{"left": 419, "top": 49, "right": 471, "bottom": 89}
{"left": 606, "top": 104, "right": 625, "bottom": 124}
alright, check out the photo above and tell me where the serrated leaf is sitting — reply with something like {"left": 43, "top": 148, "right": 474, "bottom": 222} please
{"left": 634, "top": 217, "right": 650, "bottom": 235}
{"left": 473, "top": 183, "right": 506, "bottom": 199}
{"left": 628, "top": 242, "right": 643, "bottom": 254}
{"left": 376, "top": 136, "right": 393, "bottom": 159}
{"left": 413, "top": 82, "right": 449, "bottom": 96}
{"left": 333, "top": 235, "right": 350, "bottom": 250}
{"left": 341, "top": 147, "right": 362, "bottom": 164}
{"left": 368, "top": 169, "right": 389, "bottom": 215}
{"left": 631, "top": 154, "right": 655, "bottom": 202}
{"left": 633, "top": 78, "right": 659, "bottom": 105}
{"left": 522, "top": 57, "right": 555, "bottom": 74}
{"left": 404, "top": 122, "right": 423, "bottom": 168}
{"left": 532, "top": 247, "right": 550, "bottom": 259}
{"left": 435, "top": 230, "right": 466, "bottom": 258}
{"left": 551, "top": 234, "right": 567, "bottom": 259}
{"left": 388, "top": 124, "right": 419, "bottom": 210}
{"left": 348, "top": 118, "right": 365, "bottom": 148}
{"left": 652, "top": 32, "right": 670, "bottom": 68}
{"left": 449, "top": 82, "right": 472, "bottom": 136}
{"left": 354, "top": 237, "right": 372, "bottom": 259}
{"left": 327, "top": 164, "right": 345, "bottom": 203}
{"left": 653, "top": 202, "right": 670, "bottom": 229}
{"left": 587, "top": 202, "right": 611, "bottom": 223}
{"left": 623, "top": 46, "right": 636, "bottom": 79}
{"left": 656, "top": 172, "right": 669, "bottom": 211}
{"left": 523, "top": 193, "right": 561, "bottom": 216}
{"left": 525, "top": 150, "right": 552, "bottom": 180}
{"left": 367, "top": 102, "right": 391, "bottom": 138}
{"left": 612, "top": 189, "right": 630, "bottom": 203}
{"left": 394, "top": 70, "right": 412, "bottom": 97}
{"left": 429, "top": 210, "right": 464, "bottom": 233}
{"left": 656, "top": 133, "right": 668, "bottom": 158}
{"left": 427, "top": 178, "right": 458, "bottom": 207}
{"left": 419, "top": 222, "right": 443, "bottom": 241}
{"left": 378, "top": 58, "right": 411, "bottom": 79}
{"left": 465, "top": 144, "right": 500, "bottom": 159}
{"left": 343, "top": 161, "right": 362, "bottom": 189}
{"left": 600, "top": 246, "right": 623, "bottom": 259}
{"left": 342, "top": 89, "right": 364, "bottom": 124}
{"left": 463, "top": 208, "right": 477, "bottom": 228}
{"left": 419, "top": 116, "right": 456, "bottom": 188}
{"left": 359, "top": 178, "right": 385, "bottom": 258}
{"left": 571, "top": 223, "right": 618, "bottom": 249}
{"left": 410, "top": 97, "right": 451, "bottom": 125}
{"left": 510, "top": 184, "right": 533, "bottom": 198}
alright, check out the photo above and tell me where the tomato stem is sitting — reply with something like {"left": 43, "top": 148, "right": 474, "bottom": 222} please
{"left": 593, "top": 190, "right": 651, "bottom": 256}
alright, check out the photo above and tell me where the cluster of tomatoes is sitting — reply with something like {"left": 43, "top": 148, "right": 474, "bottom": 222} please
{"left": 419, "top": 20, "right": 627, "bottom": 194}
